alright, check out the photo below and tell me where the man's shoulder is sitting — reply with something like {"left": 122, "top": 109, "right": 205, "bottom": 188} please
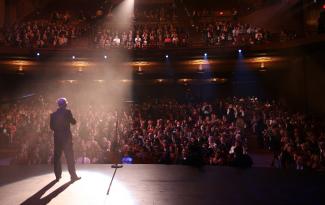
{"left": 52, "top": 108, "right": 72, "bottom": 113}
{"left": 51, "top": 109, "right": 65, "bottom": 116}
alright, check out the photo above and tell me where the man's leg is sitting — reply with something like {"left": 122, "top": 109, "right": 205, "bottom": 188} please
{"left": 63, "top": 140, "right": 79, "bottom": 179}
{"left": 54, "top": 143, "right": 63, "bottom": 180}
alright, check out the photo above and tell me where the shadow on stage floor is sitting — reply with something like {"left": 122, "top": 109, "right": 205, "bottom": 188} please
{"left": 0, "top": 164, "right": 324, "bottom": 205}
{"left": 20, "top": 180, "right": 72, "bottom": 205}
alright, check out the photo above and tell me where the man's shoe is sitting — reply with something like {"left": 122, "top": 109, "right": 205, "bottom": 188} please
{"left": 70, "top": 176, "right": 81, "bottom": 182}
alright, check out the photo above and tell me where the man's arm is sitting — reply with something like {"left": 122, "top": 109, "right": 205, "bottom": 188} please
{"left": 68, "top": 110, "right": 77, "bottom": 125}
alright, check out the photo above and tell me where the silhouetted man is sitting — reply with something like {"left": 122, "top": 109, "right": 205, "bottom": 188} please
{"left": 50, "top": 98, "right": 80, "bottom": 182}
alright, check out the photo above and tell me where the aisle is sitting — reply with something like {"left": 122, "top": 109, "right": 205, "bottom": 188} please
{"left": 247, "top": 134, "right": 273, "bottom": 168}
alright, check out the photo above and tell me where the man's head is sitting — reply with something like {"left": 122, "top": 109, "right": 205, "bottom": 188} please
{"left": 57, "top": 98, "right": 68, "bottom": 108}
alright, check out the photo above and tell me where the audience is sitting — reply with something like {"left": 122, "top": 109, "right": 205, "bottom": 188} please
{"left": 134, "top": 4, "right": 178, "bottom": 22}
{"left": 4, "top": 11, "right": 88, "bottom": 48}
{"left": 1, "top": 2, "right": 298, "bottom": 50}
{"left": 199, "top": 21, "right": 269, "bottom": 47}
{"left": 1, "top": 96, "right": 324, "bottom": 171}
{"left": 261, "top": 109, "right": 325, "bottom": 170}
{"left": 93, "top": 23, "right": 188, "bottom": 49}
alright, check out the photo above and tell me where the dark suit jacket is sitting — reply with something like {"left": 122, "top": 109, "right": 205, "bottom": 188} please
{"left": 50, "top": 108, "right": 76, "bottom": 142}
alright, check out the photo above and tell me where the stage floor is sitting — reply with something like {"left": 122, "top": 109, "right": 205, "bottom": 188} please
{"left": 0, "top": 165, "right": 324, "bottom": 205}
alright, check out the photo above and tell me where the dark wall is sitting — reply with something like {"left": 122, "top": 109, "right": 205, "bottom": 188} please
{"left": 259, "top": 50, "right": 325, "bottom": 114}
{"left": 1, "top": 62, "right": 324, "bottom": 115}
{"left": 3, "top": 0, "right": 51, "bottom": 26}
{"left": 0, "top": 0, "right": 4, "bottom": 27}
{"left": 0, "top": 46, "right": 324, "bottom": 114}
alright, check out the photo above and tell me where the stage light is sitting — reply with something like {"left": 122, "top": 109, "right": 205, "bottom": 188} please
{"left": 121, "top": 79, "right": 131, "bottom": 83}
{"left": 238, "top": 49, "right": 242, "bottom": 53}
{"left": 36, "top": 52, "right": 40, "bottom": 56}
{"left": 179, "top": 79, "right": 191, "bottom": 84}
{"left": 122, "top": 156, "right": 133, "bottom": 164}
{"left": 249, "top": 57, "right": 273, "bottom": 63}
{"left": 71, "top": 61, "right": 90, "bottom": 68}
{"left": 197, "top": 64, "right": 204, "bottom": 73}
{"left": 113, "top": 0, "right": 135, "bottom": 30}
{"left": 72, "top": 56, "right": 76, "bottom": 59}
{"left": 204, "top": 53, "right": 208, "bottom": 57}
{"left": 68, "top": 80, "right": 76, "bottom": 83}
{"left": 104, "top": 55, "right": 108, "bottom": 59}
{"left": 187, "top": 59, "right": 211, "bottom": 65}
{"left": 323, "top": 4, "right": 325, "bottom": 9}
{"left": 165, "top": 55, "right": 169, "bottom": 59}
{"left": 9, "top": 60, "right": 35, "bottom": 66}
{"left": 137, "top": 66, "right": 144, "bottom": 75}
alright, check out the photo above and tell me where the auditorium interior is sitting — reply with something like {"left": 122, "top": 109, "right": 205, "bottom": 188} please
{"left": 0, "top": 0, "right": 325, "bottom": 204}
